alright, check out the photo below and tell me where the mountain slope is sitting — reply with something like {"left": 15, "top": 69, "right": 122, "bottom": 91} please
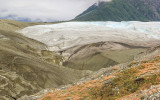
{"left": 74, "top": 0, "right": 160, "bottom": 21}
{"left": 0, "top": 20, "right": 90, "bottom": 100}
{"left": 0, "top": 19, "right": 42, "bottom": 31}
{"left": 63, "top": 42, "right": 147, "bottom": 71}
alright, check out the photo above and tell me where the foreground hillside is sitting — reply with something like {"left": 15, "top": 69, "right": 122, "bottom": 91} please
{"left": 0, "top": 20, "right": 90, "bottom": 100}
{"left": 74, "top": 0, "right": 160, "bottom": 21}
{"left": 38, "top": 54, "right": 160, "bottom": 100}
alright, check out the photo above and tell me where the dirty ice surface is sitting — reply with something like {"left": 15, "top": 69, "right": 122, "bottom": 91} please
{"left": 19, "top": 21, "right": 160, "bottom": 51}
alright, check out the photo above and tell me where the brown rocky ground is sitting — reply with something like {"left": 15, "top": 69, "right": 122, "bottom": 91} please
{"left": 39, "top": 55, "right": 160, "bottom": 100}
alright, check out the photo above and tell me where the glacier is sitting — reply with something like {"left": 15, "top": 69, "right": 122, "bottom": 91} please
{"left": 18, "top": 21, "right": 160, "bottom": 51}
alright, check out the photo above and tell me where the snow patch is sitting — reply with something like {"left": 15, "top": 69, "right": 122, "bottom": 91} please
{"left": 96, "top": 0, "right": 112, "bottom": 6}
{"left": 0, "top": 34, "right": 10, "bottom": 40}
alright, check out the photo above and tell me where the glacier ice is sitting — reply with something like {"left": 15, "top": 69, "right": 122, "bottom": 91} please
{"left": 18, "top": 21, "right": 160, "bottom": 51}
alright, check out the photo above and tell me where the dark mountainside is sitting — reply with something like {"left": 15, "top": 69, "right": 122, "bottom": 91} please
{"left": 74, "top": 0, "right": 160, "bottom": 21}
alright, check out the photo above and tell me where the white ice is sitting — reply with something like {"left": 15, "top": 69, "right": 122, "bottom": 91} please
{"left": 18, "top": 21, "right": 160, "bottom": 51}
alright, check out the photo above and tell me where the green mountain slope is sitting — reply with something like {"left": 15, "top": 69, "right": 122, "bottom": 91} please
{"left": 74, "top": 0, "right": 160, "bottom": 21}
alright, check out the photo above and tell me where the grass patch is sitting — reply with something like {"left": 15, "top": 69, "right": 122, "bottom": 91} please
{"left": 90, "top": 67, "right": 160, "bottom": 100}
{"left": 42, "top": 96, "right": 51, "bottom": 100}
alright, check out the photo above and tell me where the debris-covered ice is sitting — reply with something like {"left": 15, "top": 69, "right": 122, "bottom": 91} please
{"left": 19, "top": 21, "right": 160, "bottom": 51}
